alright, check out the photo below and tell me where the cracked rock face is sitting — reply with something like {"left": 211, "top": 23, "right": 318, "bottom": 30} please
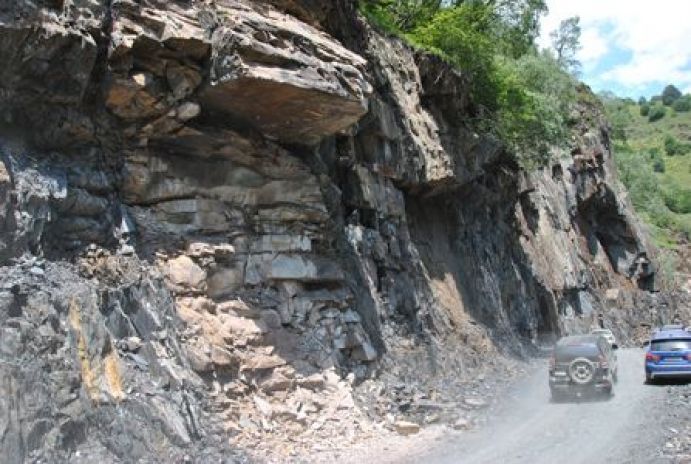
{"left": 0, "top": 1, "right": 683, "bottom": 462}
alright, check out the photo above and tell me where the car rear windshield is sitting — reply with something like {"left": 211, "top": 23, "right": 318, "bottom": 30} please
{"left": 650, "top": 339, "right": 691, "bottom": 351}
{"left": 555, "top": 344, "right": 599, "bottom": 361}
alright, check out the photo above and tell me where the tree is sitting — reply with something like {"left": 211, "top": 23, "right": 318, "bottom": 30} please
{"left": 664, "top": 134, "right": 691, "bottom": 156}
{"left": 648, "top": 105, "right": 666, "bottom": 122}
{"left": 672, "top": 95, "right": 691, "bottom": 112}
{"left": 550, "top": 16, "right": 581, "bottom": 74}
{"left": 493, "top": 0, "right": 548, "bottom": 58}
{"left": 638, "top": 96, "right": 647, "bottom": 105}
{"left": 360, "top": 0, "right": 445, "bottom": 32}
{"left": 661, "top": 84, "right": 682, "bottom": 106}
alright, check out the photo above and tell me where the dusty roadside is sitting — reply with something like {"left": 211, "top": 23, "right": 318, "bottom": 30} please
{"left": 312, "top": 350, "right": 689, "bottom": 464}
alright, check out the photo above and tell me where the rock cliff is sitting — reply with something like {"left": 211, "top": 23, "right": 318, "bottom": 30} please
{"left": 0, "top": 1, "right": 686, "bottom": 462}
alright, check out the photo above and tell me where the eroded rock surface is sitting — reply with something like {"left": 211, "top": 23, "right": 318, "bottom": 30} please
{"left": 0, "top": 1, "right": 688, "bottom": 462}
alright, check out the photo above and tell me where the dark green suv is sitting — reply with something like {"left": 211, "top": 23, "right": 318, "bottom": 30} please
{"left": 549, "top": 335, "right": 618, "bottom": 401}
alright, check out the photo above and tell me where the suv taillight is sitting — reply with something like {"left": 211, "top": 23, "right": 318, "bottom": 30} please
{"left": 646, "top": 352, "right": 660, "bottom": 362}
{"left": 598, "top": 355, "right": 609, "bottom": 369}
{"left": 549, "top": 355, "right": 555, "bottom": 370}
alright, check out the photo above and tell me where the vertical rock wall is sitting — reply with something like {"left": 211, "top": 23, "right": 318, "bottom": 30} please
{"left": 0, "top": 0, "right": 681, "bottom": 461}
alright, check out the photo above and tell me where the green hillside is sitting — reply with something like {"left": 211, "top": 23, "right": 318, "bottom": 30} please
{"left": 604, "top": 87, "right": 691, "bottom": 253}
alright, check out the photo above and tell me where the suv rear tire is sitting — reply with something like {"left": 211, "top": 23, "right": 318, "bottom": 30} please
{"left": 568, "top": 357, "right": 595, "bottom": 384}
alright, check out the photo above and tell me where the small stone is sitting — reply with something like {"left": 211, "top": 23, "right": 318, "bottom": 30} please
{"left": 29, "top": 266, "right": 44, "bottom": 276}
{"left": 132, "top": 72, "right": 153, "bottom": 88}
{"left": 394, "top": 421, "right": 420, "bottom": 436}
{"left": 342, "top": 309, "right": 361, "bottom": 324}
{"left": 186, "top": 242, "right": 215, "bottom": 257}
{"left": 118, "top": 244, "right": 135, "bottom": 256}
{"left": 253, "top": 395, "right": 273, "bottom": 417}
{"left": 298, "top": 374, "right": 325, "bottom": 391}
{"left": 217, "top": 299, "right": 261, "bottom": 319}
{"left": 463, "top": 398, "right": 488, "bottom": 408}
{"left": 240, "top": 354, "right": 286, "bottom": 372}
{"left": 352, "top": 340, "right": 378, "bottom": 361}
{"left": 452, "top": 418, "right": 471, "bottom": 430}
{"left": 259, "top": 371, "right": 293, "bottom": 393}
{"left": 121, "top": 336, "right": 142, "bottom": 352}
{"left": 165, "top": 255, "right": 206, "bottom": 293}
{"left": 211, "top": 346, "right": 236, "bottom": 368}
{"left": 176, "top": 102, "right": 201, "bottom": 121}
{"left": 260, "top": 309, "right": 282, "bottom": 329}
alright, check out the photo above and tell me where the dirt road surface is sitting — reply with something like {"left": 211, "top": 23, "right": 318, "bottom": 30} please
{"left": 407, "top": 348, "right": 676, "bottom": 464}
{"left": 327, "top": 349, "right": 687, "bottom": 464}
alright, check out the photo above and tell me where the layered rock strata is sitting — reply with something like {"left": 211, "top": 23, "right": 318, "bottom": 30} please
{"left": 0, "top": 1, "right": 683, "bottom": 462}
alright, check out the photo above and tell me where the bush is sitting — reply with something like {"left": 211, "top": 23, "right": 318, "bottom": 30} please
{"left": 663, "top": 184, "right": 691, "bottom": 214}
{"left": 662, "top": 84, "right": 682, "bottom": 106}
{"left": 672, "top": 96, "right": 691, "bottom": 112}
{"left": 664, "top": 134, "right": 691, "bottom": 156}
{"left": 359, "top": 0, "right": 441, "bottom": 33}
{"left": 360, "top": 1, "right": 575, "bottom": 170}
{"left": 648, "top": 105, "right": 666, "bottom": 122}
{"left": 640, "top": 103, "right": 650, "bottom": 116}
{"left": 604, "top": 100, "right": 633, "bottom": 142}
{"left": 409, "top": 3, "right": 499, "bottom": 110}
{"left": 494, "top": 52, "right": 576, "bottom": 167}
{"left": 650, "top": 149, "right": 665, "bottom": 172}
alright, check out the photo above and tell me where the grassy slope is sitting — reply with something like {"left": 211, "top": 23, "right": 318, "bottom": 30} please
{"left": 607, "top": 98, "right": 690, "bottom": 286}
{"left": 625, "top": 104, "right": 691, "bottom": 245}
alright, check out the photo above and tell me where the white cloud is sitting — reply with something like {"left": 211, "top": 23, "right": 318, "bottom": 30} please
{"left": 578, "top": 25, "right": 608, "bottom": 70}
{"left": 539, "top": 0, "right": 691, "bottom": 96}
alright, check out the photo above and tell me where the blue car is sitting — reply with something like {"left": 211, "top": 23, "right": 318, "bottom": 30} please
{"left": 644, "top": 326, "right": 691, "bottom": 383}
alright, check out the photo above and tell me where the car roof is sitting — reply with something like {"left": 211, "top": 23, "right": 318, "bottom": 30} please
{"left": 557, "top": 335, "right": 600, "bottom": 345}
{"left": 660, "top": 324, "right": 684, "bottom": 330}
{"left": 651, "top": 329, "right": 691, "bottom": 341}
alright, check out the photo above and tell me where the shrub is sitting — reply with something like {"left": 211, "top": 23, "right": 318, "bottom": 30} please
{"left": 662, "top": 84, "right": 682, "bottom": 106}
{"left": 672, "top": 96, "right": 691, "bottom": 112}
{"left": 494, "top": 52, "right": 576, "bottom": 168}
{"left": 361, "top": 1, "right": 575, "bottom": 170}
{"left": 359, "top": 0, "right": 441, "bottom": 33}
{"left": 650, "top": 149, "right": 665, "bottom": 172}
{"left": 664, "top": 134, "right": 691, "bottom": 156}
{"left": 663, "top": 184, "right": 691, "bottom": 214}
{"left": 648, "top": 105, "right": 666, "bottom": 122}
{"left": 409, "top": 3, "right": 500, "bottom": 110}
{"left": 640, "top": 103, "right": 650, "bottom": 116}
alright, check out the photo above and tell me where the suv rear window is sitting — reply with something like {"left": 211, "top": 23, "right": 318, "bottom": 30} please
{"left": 650, "top": 339, "right": 691, "bottom": 351}
{"left": 555, "top": 343, "right": 599, "bottom": 361}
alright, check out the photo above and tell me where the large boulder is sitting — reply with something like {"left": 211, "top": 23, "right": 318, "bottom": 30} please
{"left": 201, "top": 0, "right": 371, "bottom": 144}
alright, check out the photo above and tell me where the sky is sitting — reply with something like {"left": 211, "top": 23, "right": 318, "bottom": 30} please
{"left": 537, "top": 0, "right": 691, "bottom": 99}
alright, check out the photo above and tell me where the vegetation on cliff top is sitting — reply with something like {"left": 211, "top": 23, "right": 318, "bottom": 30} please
{"left": 359, "top": 0, "right": 579, "bottom": 169}
{"left": 603, "top": 85, "right": 691, "bottom": 252}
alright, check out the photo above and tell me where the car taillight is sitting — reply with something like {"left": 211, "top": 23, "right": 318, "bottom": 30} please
{"left": 549, "top": 355, "right": 555, "bottom": 370}
{"left": 685, "top": 353, "right": 691, "bottom": 362}
{"left": 598, "top": 355, "right": 609, "bottom": 369}
{"left": 646, "top": 352, "right": 660, "bottom": 362}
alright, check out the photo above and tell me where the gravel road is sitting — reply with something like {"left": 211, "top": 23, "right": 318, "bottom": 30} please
{"left": 332, "top": 349, "right": 691, "bottom": 464}
{"left": 395, "top": 349, "right": 684, "bottom": 464}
